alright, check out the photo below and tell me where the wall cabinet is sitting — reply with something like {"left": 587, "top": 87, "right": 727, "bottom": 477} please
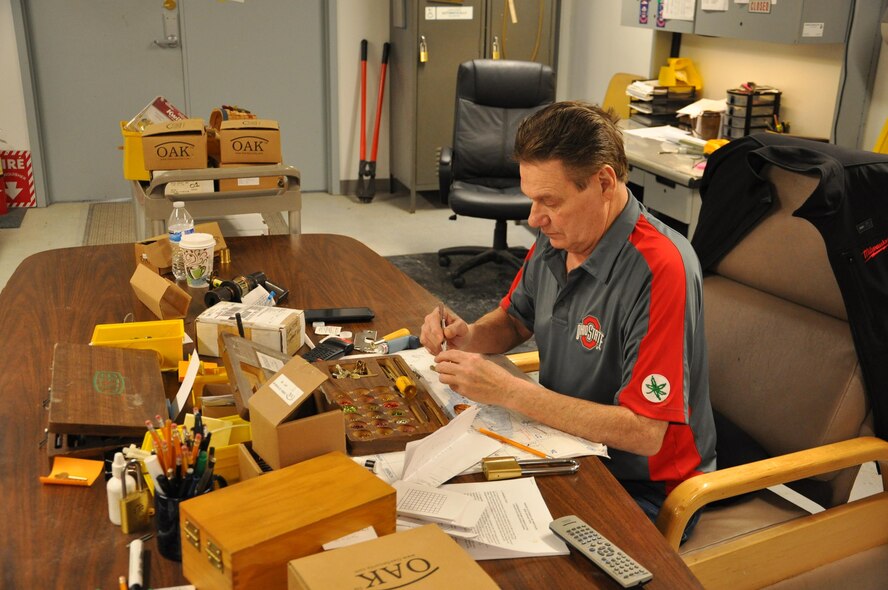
{"left": 621, "top": 0, "right": 852, "bottom": 45}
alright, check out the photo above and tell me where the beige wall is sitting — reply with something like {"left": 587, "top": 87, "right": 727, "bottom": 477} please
{"left": 680, "top": 35, "right": 845, "bottom": 139}
{"left": 336, "top": 0, "right": 391, "bottom": 185}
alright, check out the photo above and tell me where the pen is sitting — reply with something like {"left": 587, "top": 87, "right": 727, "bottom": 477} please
{"left": 477, "top": 427, "right": 551, "bottom": 459}
{"left": 128, "top": 538, "right": 143, "bottom": 590}
{"left": 438, "top": 304, "right": 448, "bottom": 351}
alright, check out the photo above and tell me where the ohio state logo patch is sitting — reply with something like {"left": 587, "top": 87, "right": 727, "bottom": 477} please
{"left": 642, "top": 374, "right": 670, "bottom": 403}
{"left": 575, "top": 315, "right": 605, "bottom": 350}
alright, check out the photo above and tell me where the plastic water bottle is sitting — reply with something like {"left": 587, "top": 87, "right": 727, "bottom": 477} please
{"left": 168, "top": 201, "right": 194, "bottom": 281}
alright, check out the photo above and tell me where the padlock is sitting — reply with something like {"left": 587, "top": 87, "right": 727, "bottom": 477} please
{"left": 419, "top": 35, "right": 429, "bottom": 63}
{"left": 120, "top": 459, "right": 154, "bottom": 534}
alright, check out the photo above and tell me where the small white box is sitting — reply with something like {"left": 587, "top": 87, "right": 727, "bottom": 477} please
{"left": 155, "top": 170, "right": 214, "bottom": 196}
{"left": 196, "top": 302, "right": 304, "bottom": 357}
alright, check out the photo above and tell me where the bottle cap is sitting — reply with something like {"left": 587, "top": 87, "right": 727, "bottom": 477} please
{"left": 111, "top": 452, "right": 126, "bottom": 477}
{"left": 173, "top": 201, "right": 185, "bottom": 208}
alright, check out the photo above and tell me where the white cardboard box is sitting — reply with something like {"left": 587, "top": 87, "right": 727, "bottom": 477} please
{"left": 196, "top": 302, "right": 304, "bottom": 357}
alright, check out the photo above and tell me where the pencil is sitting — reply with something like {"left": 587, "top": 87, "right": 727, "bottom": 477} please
{"left": 477, "top": 427, "right": 550, "bottom": 459}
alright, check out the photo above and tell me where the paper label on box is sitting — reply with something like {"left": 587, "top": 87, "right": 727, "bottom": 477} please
{"left": 257, "top": 351, "right": 285, "bottom": 373}
{"left": 270, "top": 374, "right": 305, "bottom": 406}
{"left": 237, "top": 177, "right": 261, "bottom": 187}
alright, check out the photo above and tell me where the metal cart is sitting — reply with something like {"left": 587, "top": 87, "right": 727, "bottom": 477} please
{"left": 130, "top": 164, "right": 301, "bottom": 241}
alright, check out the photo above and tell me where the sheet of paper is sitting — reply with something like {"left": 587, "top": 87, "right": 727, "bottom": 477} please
{"left": 171, "top": 352, "right": 200, "bottom": 418}
{"left": 662, "top": 0, "right": 696, "bottom": 20}
{"left": 402, "top": 405, "right": 501, "bottom": 488}
{"left": 398, "top": 348, "right": 608, "bottom": 463}
{"left": 676, "top": 98, "right": 727, "bottom": 118}
{"left": 322, "top": 526, "right": 378, "bottom": 550}
{"left": 441, "top": 478, "right": 568, "bottom": 560}
{"left": 701, "top": 0, "right": 728, "bottom": 10}
{"left": 623, "top": 125, "right": 692, "bottom": 143}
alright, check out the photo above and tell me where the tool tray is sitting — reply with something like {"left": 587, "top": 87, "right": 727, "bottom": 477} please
{"left": 315, "top": 355, "right": 449, "bottom": 455}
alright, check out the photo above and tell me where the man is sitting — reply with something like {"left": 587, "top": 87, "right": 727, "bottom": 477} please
{"left": 420, "top": 101, "right": 716, "bottom": 537}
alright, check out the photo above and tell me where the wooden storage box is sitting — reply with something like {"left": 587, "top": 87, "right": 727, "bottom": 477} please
{"left": 179, "top": 451, "right": 396, "bottom": 590}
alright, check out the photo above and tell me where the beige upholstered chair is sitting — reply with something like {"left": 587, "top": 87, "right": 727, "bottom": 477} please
{"left": 655, "top": 165, "right": 888, "bottom": 589}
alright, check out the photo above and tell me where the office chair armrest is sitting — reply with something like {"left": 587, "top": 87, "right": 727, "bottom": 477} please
{"left": 507, "top": 350, "right": 540, "bottom": 373}
{"left": 656, "top": 436, "right": 888, "bottom": 549}
{"left": 439, "top": 146, "right": 453, "bottom": 204}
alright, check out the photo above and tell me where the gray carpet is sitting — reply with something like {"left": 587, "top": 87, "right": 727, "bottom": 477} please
{"left": 387, "top": 252, "right": 537, "bottom": 353}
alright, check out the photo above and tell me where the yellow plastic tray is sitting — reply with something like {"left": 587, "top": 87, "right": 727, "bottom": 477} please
{"left": 90, "top": 319, "right": 184, "bottom": 372}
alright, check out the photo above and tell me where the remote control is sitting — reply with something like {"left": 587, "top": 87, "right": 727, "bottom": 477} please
{"left": 549, "top": 515, "right": 653, "bottom": 588}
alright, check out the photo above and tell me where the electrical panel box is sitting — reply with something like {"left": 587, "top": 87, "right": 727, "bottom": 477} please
{"left": 693, "top": 0, "right": 851, "bottom": 44}
{"left": 621, "top": 0, "right": 695, "bottom": 34}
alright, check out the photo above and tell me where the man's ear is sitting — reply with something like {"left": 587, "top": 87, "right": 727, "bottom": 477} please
{"left": 598, "top": 165, "right": 618, "bottom": 198}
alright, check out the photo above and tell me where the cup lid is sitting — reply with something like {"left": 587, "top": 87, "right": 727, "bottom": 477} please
{"left": 180, "top": 232, "right": 216, "bottom": 249}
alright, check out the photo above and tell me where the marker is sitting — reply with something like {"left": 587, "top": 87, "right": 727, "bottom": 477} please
{"left": 128, "top": 538, "right": 143, "bottom": 590}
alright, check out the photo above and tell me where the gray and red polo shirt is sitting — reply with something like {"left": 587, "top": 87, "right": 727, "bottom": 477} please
{"left": 501, "top": 194, "right": 716, "bottom": 494}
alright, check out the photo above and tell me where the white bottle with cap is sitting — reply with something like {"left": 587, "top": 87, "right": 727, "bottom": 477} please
{"left": 106, "top": 452, "right": 136, "bottom": 525}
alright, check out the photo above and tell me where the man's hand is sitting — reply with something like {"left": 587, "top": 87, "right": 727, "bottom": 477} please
{"left": 432, "top": 349, "right": 518, "bottom": 405}
{"left": 420, "top": 306, "right": 470, "bottom": 354}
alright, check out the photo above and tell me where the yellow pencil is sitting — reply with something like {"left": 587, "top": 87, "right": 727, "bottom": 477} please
{"left": 477, "top": 427, "right": 550, "bottom": 459}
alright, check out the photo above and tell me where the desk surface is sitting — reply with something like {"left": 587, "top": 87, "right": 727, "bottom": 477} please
{"left": 623, "top": 124, "right": 706, "bottom": 188}
{"left": 0, "top": 234, "right": 701, "bottom": 589}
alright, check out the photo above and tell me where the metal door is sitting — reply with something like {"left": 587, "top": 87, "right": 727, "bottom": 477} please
{"left": 415, "top": 0, "right": 486, "bottom": 190}
{"left": 23, "top": 0, "right": 329, "bottom": 203}
{"left": 180, "top": 0, "right": 328, "bottom": 191}
{"left": 24, "top": 1, "right": 186, "bottom": 202}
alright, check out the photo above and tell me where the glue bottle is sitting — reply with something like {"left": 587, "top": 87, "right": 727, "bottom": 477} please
{"left": 106, "top": 452, "right": 136, "bottom": 526}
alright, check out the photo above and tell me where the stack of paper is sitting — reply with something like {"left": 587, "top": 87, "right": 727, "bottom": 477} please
{"left": 626, "top": 80, "right": 659, "bottom": 101}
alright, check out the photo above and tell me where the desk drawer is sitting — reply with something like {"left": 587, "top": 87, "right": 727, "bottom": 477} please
{"left": 643, "top": 174, "right": 694, "bottom": 224}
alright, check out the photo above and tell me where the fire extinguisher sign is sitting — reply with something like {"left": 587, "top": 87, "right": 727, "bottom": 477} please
{"left": 0, "top": 150, "right": 36, "bottom": 208}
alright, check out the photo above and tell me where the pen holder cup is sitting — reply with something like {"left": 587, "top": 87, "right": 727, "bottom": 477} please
{"left": 154, "top": 476, "right": 226, "bottom": 561}
{"left": 155, "top": 494, "right": 184, "bottom": 562}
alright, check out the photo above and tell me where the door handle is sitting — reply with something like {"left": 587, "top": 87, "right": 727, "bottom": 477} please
{"left": 153, "top": 35, "right": 179, "bottom": 49}
{"left": 154, "top": 3, "right": 180, "bottom": 48}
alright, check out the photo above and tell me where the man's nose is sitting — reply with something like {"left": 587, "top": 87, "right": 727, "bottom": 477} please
{"left": 527, "top": 203, "right": 546, "bottom": 228}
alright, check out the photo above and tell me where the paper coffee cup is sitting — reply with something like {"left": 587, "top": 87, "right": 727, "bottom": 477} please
{"left": 179, "top": 232, "right": 215, "bottom": 288}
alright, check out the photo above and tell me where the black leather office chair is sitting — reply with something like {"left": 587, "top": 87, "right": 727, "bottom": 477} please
{"left": 437, "top": 59, "right": 555, "bottom": 288}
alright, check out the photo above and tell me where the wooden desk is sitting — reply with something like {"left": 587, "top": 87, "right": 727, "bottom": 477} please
{"left": 0, "top": 234, "right": 701, "bottom": 589}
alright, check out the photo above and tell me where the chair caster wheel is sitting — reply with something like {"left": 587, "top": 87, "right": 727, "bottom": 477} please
{"left": 451, "top": 275, "right": 466, "bottom": 289}
{"left": 439, "top": 255, "right": 451, "bottom": 267}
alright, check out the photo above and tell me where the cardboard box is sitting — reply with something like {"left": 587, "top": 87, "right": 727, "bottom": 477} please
{"left": 180, "top": 451, "right": 396, "bottom": 590}
{"left": 196, "top": 302, "right": 304, "bottom": 357}
{"left": 219, "top": 119, "right": 281, "bottom": 164}
{"left": 248, "top": 354, "right": 345, "bottom": 470}
{"left": 287, "top": 524, "right": 499, "bottom": 590}
{"left": 218, "top": 163, "right": 284, "bottom": 193}
{"left": 129, "top": 263, "right": 192, "bottom": 320}
{"left": 134, "top": 221, "right": 228, "bottom": 275}
{"left": 156, "top": 171, "right": 215, "bottom": 196}
{"left": 141, "top": 118, "right": 208, "bottom": 170}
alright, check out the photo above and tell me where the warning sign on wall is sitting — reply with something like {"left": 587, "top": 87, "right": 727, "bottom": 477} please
{"left": 0, "top": 150, "right": 36, "bottom": 208}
